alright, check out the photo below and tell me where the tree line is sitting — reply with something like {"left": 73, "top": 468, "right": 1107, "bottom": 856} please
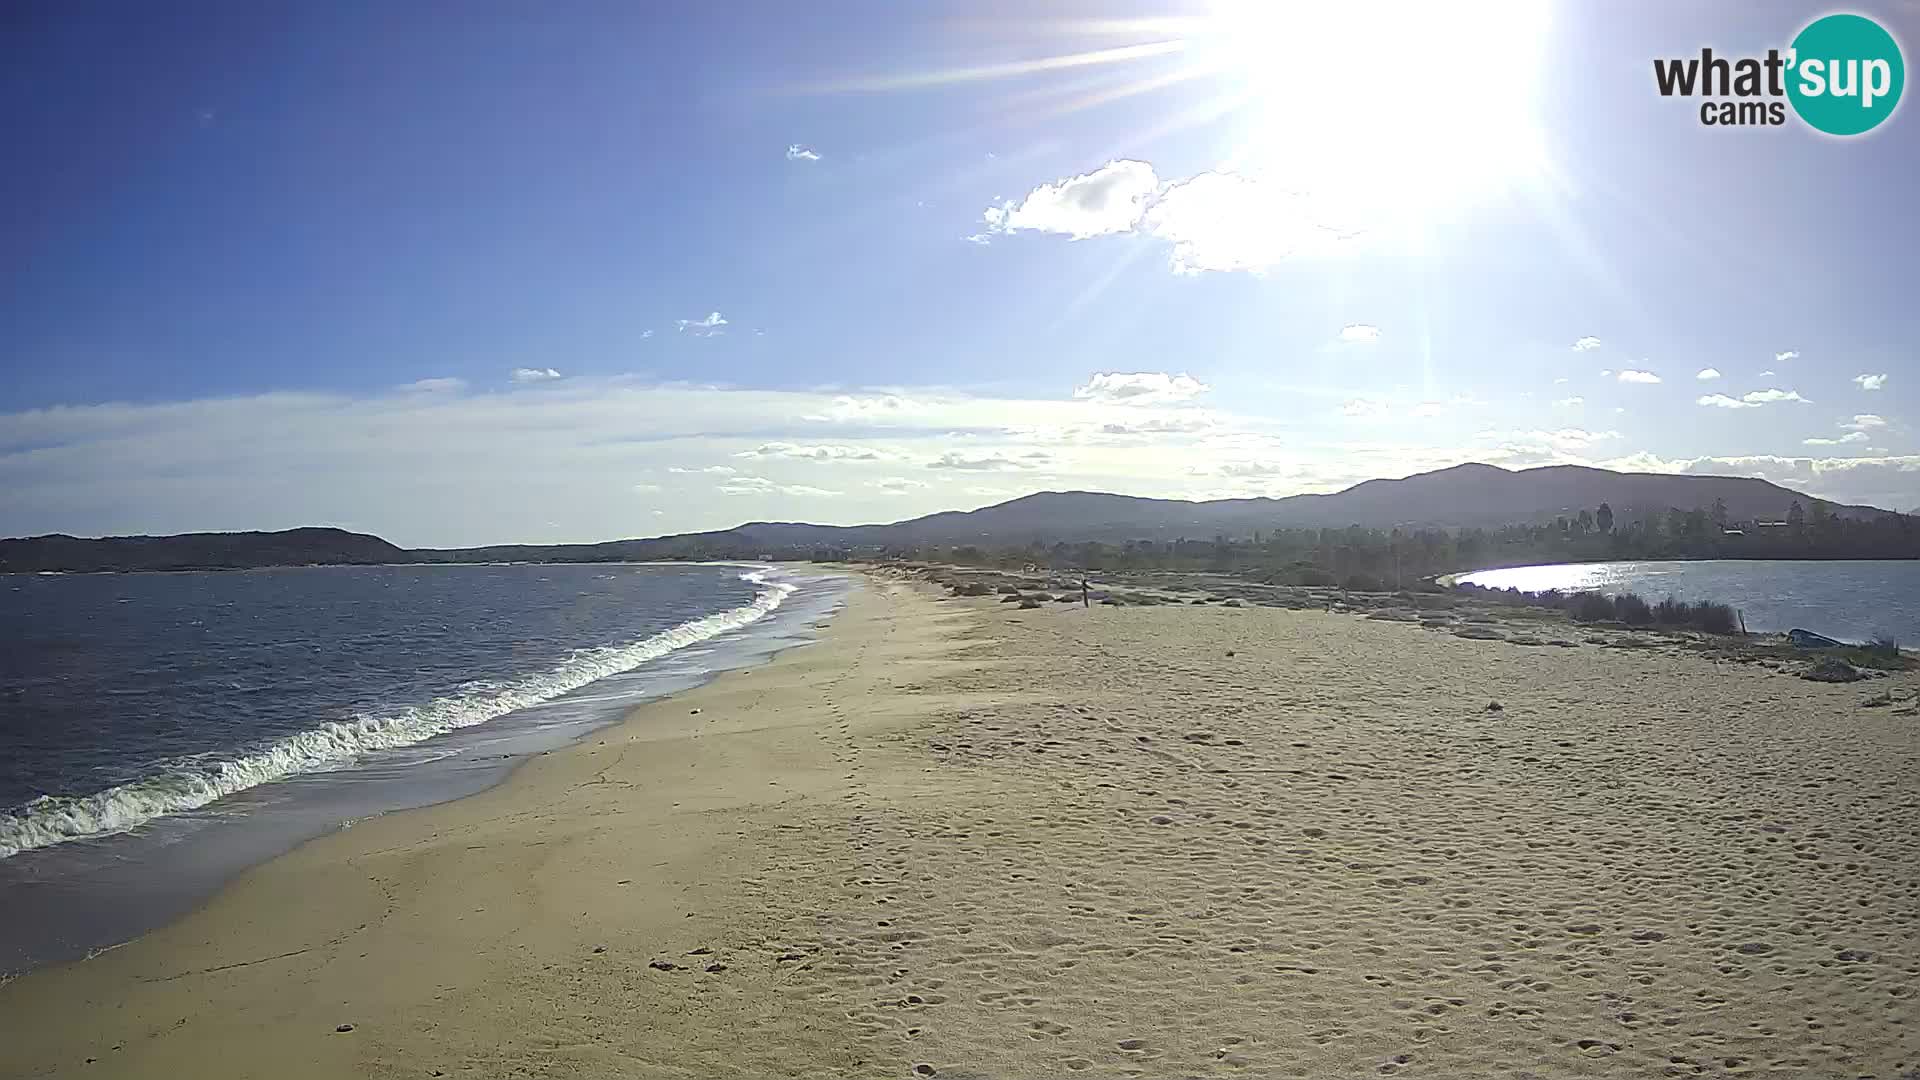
{"left": 817, "top": 501, "right": 1918, "bottom": 589}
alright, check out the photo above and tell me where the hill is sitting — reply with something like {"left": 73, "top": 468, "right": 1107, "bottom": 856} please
{"left": 419, "top": 463, "right": 1896, "bottom": 561}
{"left": 4, "top": 463, "right": 1903, "bottom": 571}
{"left": 0, "top": 527, "right": 408, "bottom": 574}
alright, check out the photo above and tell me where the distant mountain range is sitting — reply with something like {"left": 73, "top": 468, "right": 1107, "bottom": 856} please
{"left": 1, "top": 462, "right": 1901, "bottom": 573}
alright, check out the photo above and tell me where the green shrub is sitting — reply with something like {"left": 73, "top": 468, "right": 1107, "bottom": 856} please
{"left": 1613, "top": 592, "right": 1654, "bottom": 626}
{"left": 1691, "top": 601, "right": 1738, "bottom": 635}
{"left": 1570, "top": 592, "right": 1615, "bottom": 622}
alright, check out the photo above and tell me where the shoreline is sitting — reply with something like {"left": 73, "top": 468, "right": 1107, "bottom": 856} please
{"left": 2, "top": 570, "right": 942, "bottom": 1078}
{"left": 5, "top": 569, "right": 1915, "bottom": 1078}
{"left": 0, "top": 564, "right": 849, "bottom": 976}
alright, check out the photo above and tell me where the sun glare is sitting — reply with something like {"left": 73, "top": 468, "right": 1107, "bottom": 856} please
{"left": 1201, "top": 0, "right": 1553, "bottom": 222}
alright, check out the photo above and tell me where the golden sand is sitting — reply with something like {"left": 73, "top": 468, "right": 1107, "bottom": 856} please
{"left": 5, "top": 572, "right": 1917, "bottom": 1078}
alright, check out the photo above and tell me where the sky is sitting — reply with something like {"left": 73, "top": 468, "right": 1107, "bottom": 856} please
{"left": 3, "top": 0, "right": 1917, "bottom": 547}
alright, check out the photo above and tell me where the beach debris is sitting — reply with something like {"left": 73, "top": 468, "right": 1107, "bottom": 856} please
{"left": 592, "top": 945, "right": 606, "bottom": 954}
{"left": 1860, "top": 690, "right": 1896, "bottom": 708}
{"left": 648, "top": 959, "right": 680, "bottom": 971}
{"left": 704, "top": 962, "right": 727, "bottom": 973}
{"left": 1225, "top": 649, "right": 1236, "bottom": 657}
{"left": 1787, "top": 628, "right": 1846, "bottom": 649}
{"left": 1485, "top": 701, "right": 1504, "bottom": 712}
{"left": 689, "top": 708, "right": 700, "bottom": 715}
{"left": 688, "top": 946, "right": 712, "bottom": 955}
{"left": 1802, "top": 657, "right": 1866, "bottom": 683}
{"left": 334, "top": 1023, "right": 354, "bottom": 1033}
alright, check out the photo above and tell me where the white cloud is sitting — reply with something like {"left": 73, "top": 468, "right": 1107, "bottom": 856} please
{"left": 716, "top": 475, "right": 772, "bottom": 496}
{"left": 1072, "top": 371, "right": 1209, "bottom": 405}
{"left": 1617, "top": 370, "right": 1661, "bottom": 384}
{"left": 640, "top": 329, "right": 655, "bottom": 340}
{"left": 870, "top": 477, "right": 928, "bottom": 495}
{"left": 926, "top": 451, "right": 1040, "bottom": 471}
{"left": 984, "top": 161, "right": 1358, "bottom": 273}
{"left": 718, "top": 475, "right": 839, "bottom": 497}
{"left": 1208, "top": 461, "right": 1297, "bottom": 478}
{"left": 1697, "top": 394, "right": 1758, "bottom": 409}
{"left": 1843, "top": 414, "right": 1887, "bottom": 431}
{"left": 1695, "top": 368, "right": 1721, "bottom": 381}
{"left": 736, "top": 442, "right": 884, "bottom": 462}
{"left": 1141, "top": 170, "right": 1356, "bottom": 273}
{"left": 1775, "top": 350, "right": 1799, "bottom": 363}
{"left": 1743, "top": 388, "right": 1810, "bottom": 404}
{"left": 1094, "top": 412, "right": 1217, "bottom": 436}
{"left": 1339, "top": 324, "right": 1381, "bottom": 344}
{"left": 1758, "top": 370, "right": 1775, "bottom": 377}
{"left": 981, "top": 159, "right": 1158, "bottom": 240}
{"left": 667, "top": 465, "right": 738, "bottom": 475}
{"left": 964, "top": 233, "right": 992, "bottom": 246}
{"left": 785, "top": 144, "right": 821, "bottom": 162}
{"left": 1553, "top": 396, "right": 1584, "bottom": 408}
{"left": 802, "top": 394, "right": 923, "bottom": 423}
{"left": 1598, "top": 369, "right": 1612, "bottom": 377}
{"left": 1803, "top": 432, "right": 1870, "bottom": 446}
{"left": 630, "top": 482, "right": 662, "bottom": 493}
{"left": 511, "top": 368, "right": 562, "bottom": 383}
{"left": 1572, "top": 336, "right": 1601, "bottom": 351}
{"left": 1479, "top": 428, "right": 1621, "bottom": 451}
{"left": 402, "top": 378, "right": 466, "bottom": 392}
{"left": 1340, "top": 398, "right": 1390, "bottom": 418}
{"left": 1596, "top": 452, "right": 1920, "bottom": 509}
{"left": 677, "top": 312, "right": 728, "bottom": 336}
{"left": 1854, "top": 373, "right": 1888, "bottom": 390}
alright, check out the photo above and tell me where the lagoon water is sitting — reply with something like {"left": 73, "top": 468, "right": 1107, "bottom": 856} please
{"left": 1457, "top": 559, "right": 1919, "bottom": 644}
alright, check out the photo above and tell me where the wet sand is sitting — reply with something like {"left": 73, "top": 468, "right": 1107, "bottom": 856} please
{"left": 5, "top": 571, "right": 1917, "bottom": 1078}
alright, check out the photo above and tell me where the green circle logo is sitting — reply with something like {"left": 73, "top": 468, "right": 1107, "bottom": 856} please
{"left": 1787, "top": 13, "right": 1905, "bottom": 135}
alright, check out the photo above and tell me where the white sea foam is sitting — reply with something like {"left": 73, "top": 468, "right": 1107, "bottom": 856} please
{"left": 0, "top": 570, "right": 797, "bottom": 859}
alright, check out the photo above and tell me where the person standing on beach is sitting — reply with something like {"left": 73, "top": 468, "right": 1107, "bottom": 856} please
{"left": 1081, "top": 577, "right": 1090, "bottom": 607}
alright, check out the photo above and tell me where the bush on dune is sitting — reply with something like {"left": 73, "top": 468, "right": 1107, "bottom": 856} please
{"left": 1570, "top": 592, "right": 1616, "bottom": 623}
{"left": 1613, "top": 592, "right": 1655, "bottom": 626}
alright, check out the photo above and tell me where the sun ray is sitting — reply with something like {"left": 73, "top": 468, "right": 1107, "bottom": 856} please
{"left": 792, "top": 40, "right": 1189, "bottom": 95}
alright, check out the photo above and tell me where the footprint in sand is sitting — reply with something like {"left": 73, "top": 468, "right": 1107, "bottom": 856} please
{"left": 1027, "top": 1019, "right": 1070, "bottom": 1037}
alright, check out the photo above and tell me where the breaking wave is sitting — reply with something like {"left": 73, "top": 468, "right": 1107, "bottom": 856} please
{"left": 0, "top": 570, "right": 796, "bottom": 859}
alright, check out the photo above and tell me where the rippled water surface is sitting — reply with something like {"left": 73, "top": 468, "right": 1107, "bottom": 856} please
{"left": 1457, "top": 560, "right": 1920, "bottom": 643}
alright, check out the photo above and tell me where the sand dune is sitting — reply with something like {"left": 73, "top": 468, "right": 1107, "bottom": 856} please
{"left": 4, "top": 571, "right": 1917, "bottom": 1078}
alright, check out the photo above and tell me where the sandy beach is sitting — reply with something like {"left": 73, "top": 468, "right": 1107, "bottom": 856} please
{"left": 5, "top": 570, "right": 1918, "bottom": 1079}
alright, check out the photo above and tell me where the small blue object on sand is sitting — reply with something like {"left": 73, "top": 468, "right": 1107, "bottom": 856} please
{"left": 1787, "top": 628, "right": 1845, "bottom": 649}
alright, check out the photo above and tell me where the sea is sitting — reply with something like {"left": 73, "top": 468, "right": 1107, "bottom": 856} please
{"left": 1455, "top": 559, "right": 1920, "bottom": 644}
{"left": 0, "top": 562, "right": 847, "bottom": 974}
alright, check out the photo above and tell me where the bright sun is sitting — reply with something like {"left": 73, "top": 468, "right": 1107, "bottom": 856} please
{"left": 1195, "top": 0, "right": 1554, "bottom": 224}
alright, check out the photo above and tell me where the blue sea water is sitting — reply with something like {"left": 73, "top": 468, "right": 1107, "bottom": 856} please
{"left": 1456, "top": 559, "right": 1920, "bottom": 644}
{"left": 0, "top": 562, "right": 845, "bottom": 972}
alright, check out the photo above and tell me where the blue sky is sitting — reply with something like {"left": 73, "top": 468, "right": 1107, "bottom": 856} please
{"left": 3, "top": 0, "right": 1917, "bottom": 546}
